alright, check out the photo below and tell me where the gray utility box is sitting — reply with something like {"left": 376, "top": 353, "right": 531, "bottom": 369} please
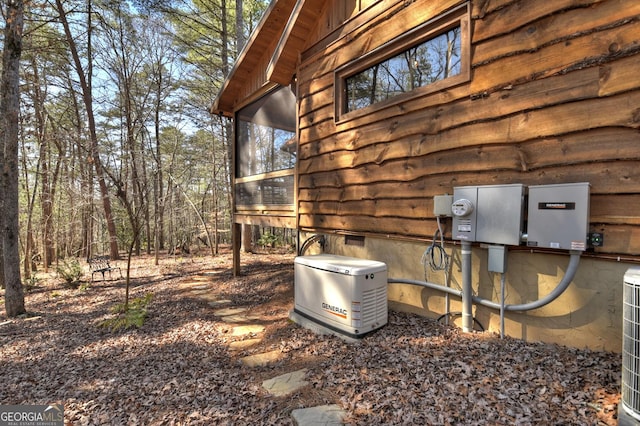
{"left": 527, "top": 182, "right": 590, "bottom": 251}
{"left": 452, "top": 184, "right": 525, "bottom": 246}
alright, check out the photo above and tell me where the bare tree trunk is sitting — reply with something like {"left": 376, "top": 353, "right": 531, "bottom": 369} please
{"left": 153, "top": 66, "right": 165, "bottom": 264}
{"left": 0, "top": 243, "right": 4, "bottom": 290}
{"left": 61, "top": 71, "right": 93, "bottom": 259}
{"left": 211, "top": 120, "right": 219, "bottom": 255}
{"left": 1, "top": 0, "right": 26, "bottom": 316}
{"left": 20, "top": 126, "right": 39, "bottom": 280}
{"left": 55, "top": 0, "right": 120, "bottom": 260}
{"left": 24, "top": 56, "right": 47, "bottom": 274}
{"left": 235, "top": 0, "right": 245, "bottom": 53}
{"left": 42, "top": 117, "right": 63, "bottom": 270}
{"left": 144, "top": 159, "right": 151, "bottom": 255}
{"left": 40, "top": 118, "right": 55, "bottom": 270}
{"left": 154, "top": 99, "right": 163, "bottom": 264}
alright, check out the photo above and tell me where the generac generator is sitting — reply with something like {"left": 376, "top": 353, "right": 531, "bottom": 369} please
{"left": 293, "top": 254, "right": 388, "bottom": 338}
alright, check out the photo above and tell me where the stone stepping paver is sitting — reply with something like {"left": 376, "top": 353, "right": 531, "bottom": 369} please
{"left": 228, "top": 338, "right": 262, "bottom": 351}
{"left": 182, "top": 270, "right": 346, "bottom": 424}
{"left": 231, "top": 325, "right": 265, "bottom": 336}
{"left": 190, "top": 284, "right": 210, "bottom": 290}
{"left": 190, "top": 276, "right": 211, "bottom": 281}
{"left": 291, "top": 404, "right": 347, "bottom": 425}
{"left": 222, "top": 313, "right": 263, "bottom": 323}
{"left": 179, "top": 280, "right": 205, "bottom": 287}
{"left": 208, "top": 299, "right": 232, "bottom": 307}
{"left": 262, "top": 369, "right": 308, "bottom": 397}
{"left": 214, "top": 307, "right": 266, "bottom": 325}
{"left": 214, "top": 307, "right": 248, "bottom": 317}
{"left": 197, "top": 293, "right": 222, "bottom": 302}
{"left": 222, "top": 314, "right": 253, "bottom": 323}
{"left": 240, "top": 349, "right": 282, "bottom": 367}
{"left": 200, "top": 270, "right": 222, "bottom": 276}
{"left": 245, "top": 314, "right": 263, "bottom": 321}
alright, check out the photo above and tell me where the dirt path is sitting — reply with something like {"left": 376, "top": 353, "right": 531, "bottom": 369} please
{"left": 0, "top": 248, "right": 621, "bottom": 425}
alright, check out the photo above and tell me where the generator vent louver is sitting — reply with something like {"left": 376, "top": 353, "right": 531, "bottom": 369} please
{"left": 362, "top": 287, "right": 387, "bottom": 324}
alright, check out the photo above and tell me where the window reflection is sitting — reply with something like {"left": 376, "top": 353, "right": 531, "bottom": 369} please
{"left": 345, "top": 27, "right": 461, "bottom": 112}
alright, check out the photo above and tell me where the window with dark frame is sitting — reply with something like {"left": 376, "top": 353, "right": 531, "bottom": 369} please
{"left": 335, "top": 3, "right": 470, "bottom": 121}
{"left": 345, "top": 27, "right": 461, "bottom": 112}
{"left": 235, "top": 85, "right": 297, "bottom": 207}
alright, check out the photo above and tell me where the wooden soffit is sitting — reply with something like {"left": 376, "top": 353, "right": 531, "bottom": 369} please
{"left": 211, "top": 0, "right": 324, "bottom": 116}
{"left": 211, "top": 0, "right": 297, "bottom": 116}
{"left": 267, "top": 0, "right": 326, "bottom": 85}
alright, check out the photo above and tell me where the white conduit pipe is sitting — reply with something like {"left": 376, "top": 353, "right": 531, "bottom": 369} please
{"left": 387, "top": 250, "right": 582, "bottom": 327}
{"left": 461, "top": 241, "right": 474, "bottom": 332}
{"left": 500, "top": 273, "right": 506, "bottom": 338}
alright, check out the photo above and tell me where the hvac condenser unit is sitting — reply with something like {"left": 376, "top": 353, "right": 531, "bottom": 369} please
{"left": 621, "top": 267, "right": 640, "bottom": 425}
{"left": 293, "top": 254, "right": 388, "bottom": 338}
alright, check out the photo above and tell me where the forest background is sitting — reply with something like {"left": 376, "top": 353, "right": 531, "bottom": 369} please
{"left": 0, "top": 0, "right": 274, "bottom": 317}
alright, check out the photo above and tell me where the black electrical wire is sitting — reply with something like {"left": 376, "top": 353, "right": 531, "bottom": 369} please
{"left": 298, "top": 234, "right": 325, "bottom": 256}
{"left": 422, "top": 220, "right": 451, "bottom": 276}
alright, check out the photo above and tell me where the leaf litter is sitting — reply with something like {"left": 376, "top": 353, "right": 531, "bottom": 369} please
{"left": 0, "top": 248, "right": 620, "bottom": 425}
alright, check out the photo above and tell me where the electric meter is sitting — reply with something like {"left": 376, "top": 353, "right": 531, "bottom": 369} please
{"left": 452, "top": 184, "right": 524, "bottom": 245}
{"left": 452, "top": 199, "right": 474, "bottom": 217}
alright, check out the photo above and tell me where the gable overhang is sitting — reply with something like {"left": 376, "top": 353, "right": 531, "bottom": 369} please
{"left": 266, "top": 0, "right": 326, "bottom": 86}
{"left": 211, "top": 0, "right": 325, "bottom": 116}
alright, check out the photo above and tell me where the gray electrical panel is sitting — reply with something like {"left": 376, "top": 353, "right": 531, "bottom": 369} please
{"left": 452, "top": 184, "right": 525, "bottom": 246}
{"left": 527, "top": 182, "right": 590, "bottom": 251}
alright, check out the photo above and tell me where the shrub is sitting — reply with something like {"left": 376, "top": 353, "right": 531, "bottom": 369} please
{"left": 25, "top": 275, "right": 40, "bottom": 292}
{"left": 56, "top": 258, "right": 83, "bottom": 288}
{"left": 258, "top": 231, "right": 281, "bottom": 248}
{"left": 100, "top": 293, "right": 153, "bottom": 332}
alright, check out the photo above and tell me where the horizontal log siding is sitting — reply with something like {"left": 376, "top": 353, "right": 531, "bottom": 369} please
{"left": 296, "top": 0, "right": 640, "bottom": 255}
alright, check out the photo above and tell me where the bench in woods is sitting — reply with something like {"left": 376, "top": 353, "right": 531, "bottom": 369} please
{"left": 88, "top": 255, "right": 122, "bottom": 282}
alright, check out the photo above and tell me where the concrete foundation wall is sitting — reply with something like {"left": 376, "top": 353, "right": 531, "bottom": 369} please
{"left": 300, "top": 232, "right": 629, "bottom": 352}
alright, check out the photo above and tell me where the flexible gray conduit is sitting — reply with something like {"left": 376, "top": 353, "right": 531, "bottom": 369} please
{"left": 476, "top": 251, "right": 582, "bottom": 312}
{"left": 387, "top": 277, "right": 463, "bottom": 298}
{"left": 387, "top": 250, "right": 582, "bottom": 314}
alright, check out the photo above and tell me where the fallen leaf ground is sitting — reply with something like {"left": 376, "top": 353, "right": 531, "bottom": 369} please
{"left": 0, "top": 247, "right": 622, "bottom": 425}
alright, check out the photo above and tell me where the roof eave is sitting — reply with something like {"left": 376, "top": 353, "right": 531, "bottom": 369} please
{"left": 210, "top": 0, "right": 296, "bottom": 116}
{"left": 267, "top": 0, "right": 326, "bottom": 85}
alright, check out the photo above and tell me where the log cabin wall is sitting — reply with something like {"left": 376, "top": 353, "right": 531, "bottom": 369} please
{"left": 294, "top": 0, "right": 640, "bottom": 351}
{"left": 312, "top": 0, "right": 376, "bottom": 39}
{"left": 297, "top": 0, "right": 640, "bottom": 256}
